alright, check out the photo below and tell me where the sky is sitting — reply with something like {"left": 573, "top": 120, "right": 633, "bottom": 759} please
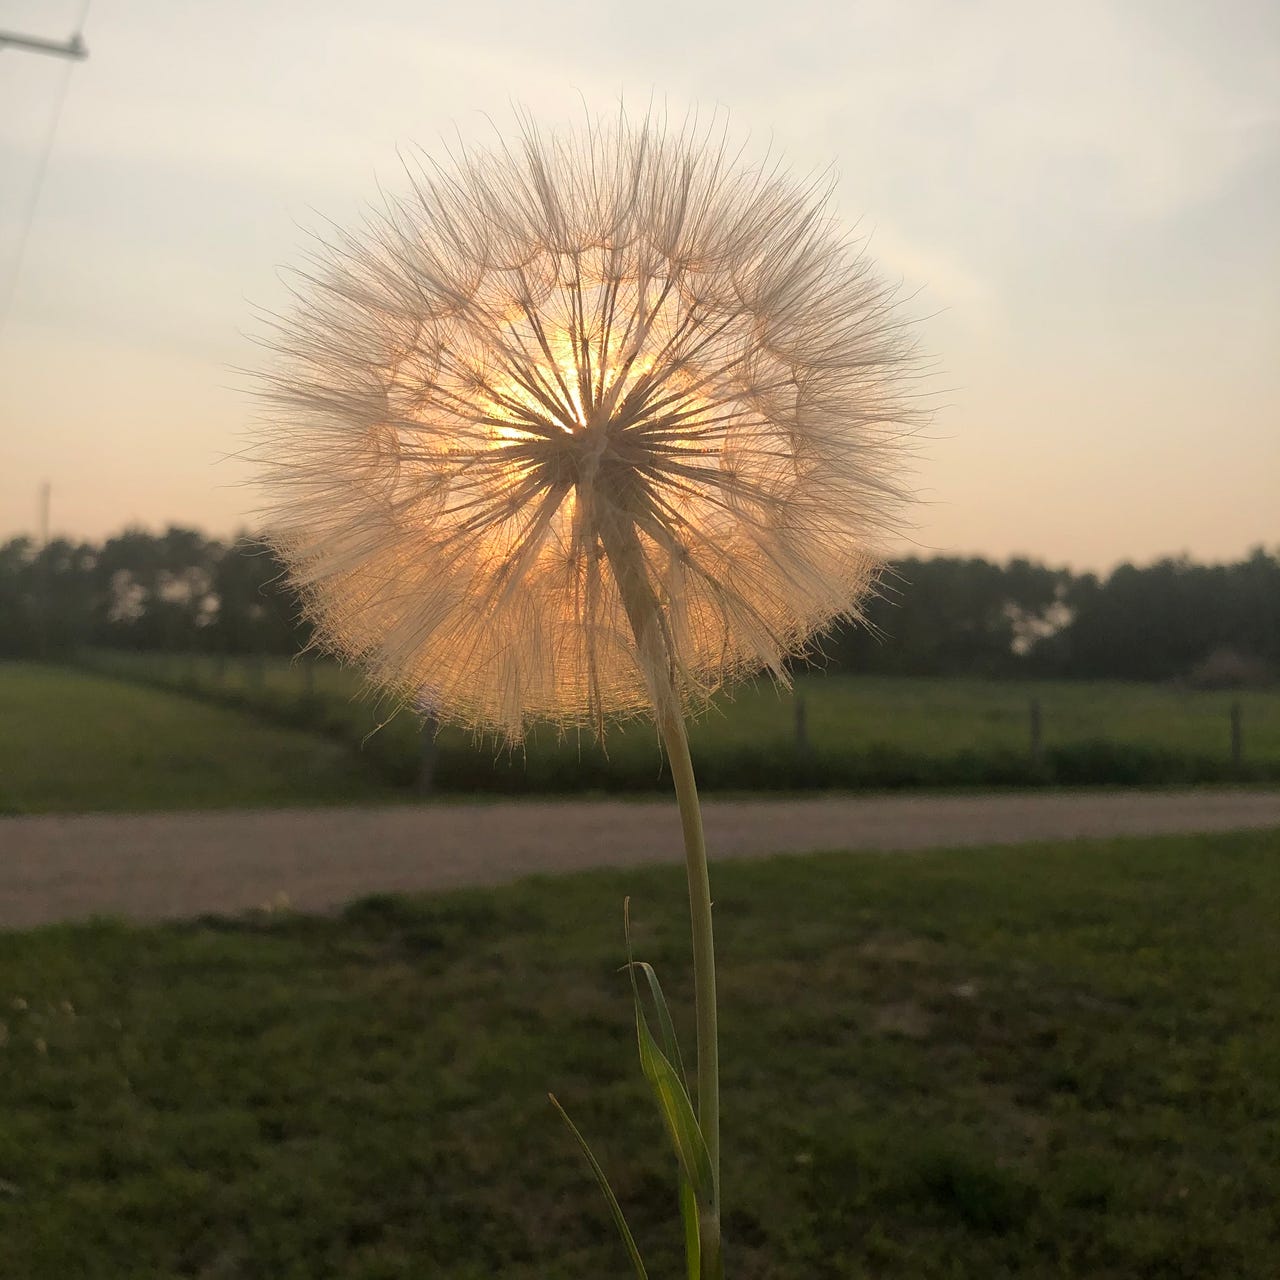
{"left": 1, "top": 0, "right": 1276, "bottom": 571}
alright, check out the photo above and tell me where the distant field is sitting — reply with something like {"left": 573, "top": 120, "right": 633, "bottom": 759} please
{"left": 0, "top": 664, "right": 397, "bottom": 814}
{"left": 79, "top": 651, "right": 1280, "bottom": 794}
{"left": 2, "top": 828, "right": 1278, "bottom": 1278}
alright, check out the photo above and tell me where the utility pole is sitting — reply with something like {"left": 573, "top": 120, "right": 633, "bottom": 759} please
{"left": 0, "top": 13, "right": 91, "bottom": 338}
{"left": 0, "top": 30, "right": 88, "bottom": 60}
{"left": 35, "top": 482, "right": 51, "bottom": 658}
{"left": 5, "top": 12, "right": 88, "bottom": 651}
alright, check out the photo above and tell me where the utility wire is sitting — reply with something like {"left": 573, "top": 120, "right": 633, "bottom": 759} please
{"left": 0, "top": 0, "right": 92, "bottom": 341}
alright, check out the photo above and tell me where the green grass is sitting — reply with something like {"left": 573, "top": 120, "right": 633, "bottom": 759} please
{"left": 81, "top": 651, "right": 1280, "bottom": 793}
{"left": 0, "top": 663, "right": 398, "bottom": 814}
{"left": 2, "top": 828, "right": 1278, "bottom": 1277}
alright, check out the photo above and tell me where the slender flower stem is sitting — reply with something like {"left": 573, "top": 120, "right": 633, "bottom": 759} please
{"left": 655, "top": 692, "right": 722, "bottom": 1269}
{"left": 654, "top": 698, "right": 719, "bottom": 1186}
{"left": 599, "top": 517, "right": 722, "bottom": 1274}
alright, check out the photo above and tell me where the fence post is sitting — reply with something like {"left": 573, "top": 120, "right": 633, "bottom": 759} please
{"left": 1230, "top": 701, "right": 1243, "bottom": 770}
{"left": 1029, "top": 697, "right": 1043, "bottom": 767}
{"left": 795, "top": 691, "right": 809, "bottom": 756}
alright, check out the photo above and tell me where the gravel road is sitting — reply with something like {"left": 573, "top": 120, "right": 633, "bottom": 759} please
{"left": 2, "top": 790, "right": 1277, "bottom": 928}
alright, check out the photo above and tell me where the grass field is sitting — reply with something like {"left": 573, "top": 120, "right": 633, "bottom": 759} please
{"left": 81, "top": 651, "right": 1280, "bottom": 793}
{"left": 0, "top": 663, "right": 397, "bottom": 814}
{"left": 2, "top": 828, "right": 1277, "bottom": 1278}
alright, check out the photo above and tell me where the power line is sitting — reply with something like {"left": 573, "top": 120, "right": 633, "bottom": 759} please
{"left": 0, "top": 0, "right": 92, "bottom": 340}
{"left": 0, "top": 31, "right": 87, "bottom": 59}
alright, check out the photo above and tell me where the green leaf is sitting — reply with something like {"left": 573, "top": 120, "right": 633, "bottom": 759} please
{"left": 624, "top": 900, "right": 715, "bottom": 1207}
{"left": 548, "top": 1093, "right": 648, "bottom": 1280}
{"left": 622, "top": 898, "right": 686, "bottom": 1084}
{"left": 631, "top": 957, "right": 689, "bottom": 1091}
{"left": 680, "top": 1176, "right": 701, "bottom": 1280}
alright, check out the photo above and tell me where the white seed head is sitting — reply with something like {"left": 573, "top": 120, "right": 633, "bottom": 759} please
{"left": 252, "top": 112, "right": 922, "bottom": 740}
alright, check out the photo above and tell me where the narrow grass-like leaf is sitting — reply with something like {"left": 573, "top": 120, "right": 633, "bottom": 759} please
{"left": 624, "top": 900, "right": 715, "bottom": 1206}
{"left": 680, "top": 1176, "right": 701, "bottom": 1280}
{"left": 548, "top": 1093, "right": 649, "bottom": 1280}
{"left": 632, "top": 957, "right": 689, "bottom": 1090}
{"left": 622, "top": 898, "right": 688, "bottom": 1086}
{"left": 640, "top": 1015, "right": 715, "bottom": 1200}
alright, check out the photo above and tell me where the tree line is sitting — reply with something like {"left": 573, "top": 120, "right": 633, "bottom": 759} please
{"left": 1, "top": 528, "right": 1276, "bottom": 684}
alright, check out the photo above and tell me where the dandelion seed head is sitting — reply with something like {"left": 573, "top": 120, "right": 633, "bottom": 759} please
{"left": 252, "top": 111, "right": 923, "bottom": 739}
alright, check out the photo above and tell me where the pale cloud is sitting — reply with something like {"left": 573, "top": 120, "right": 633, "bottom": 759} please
{"left": 969, "top": 1, "right": 1279, "bottom": 222}
{"left": 716, "top": 0, "right": 1279, "bottom": 228}
{"left": 858, "top": 222, "right": 993, "bottom": 327}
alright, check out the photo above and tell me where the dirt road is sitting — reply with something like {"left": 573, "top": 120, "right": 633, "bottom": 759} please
{"left": 2, "top": 790, "right": 1277, "bottom": 928}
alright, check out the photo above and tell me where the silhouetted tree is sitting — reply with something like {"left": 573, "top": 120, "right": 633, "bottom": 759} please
{"left": 0, "top": 529, "right": 1273, "bottom": 681}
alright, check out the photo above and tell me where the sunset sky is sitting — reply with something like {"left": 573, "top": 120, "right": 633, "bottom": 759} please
{"left": 1, "top": 0, "right": 1276, "bottom": 570}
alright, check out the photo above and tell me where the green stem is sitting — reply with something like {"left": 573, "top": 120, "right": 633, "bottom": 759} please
{"left": 656, "top": 699, "right": 719, "bottom": 1186}
{"left": 598, "top": 519, "right": 722, "bottom": 1274}
{"left": 656, "top": 694, "right": 722, "bottom": 1271}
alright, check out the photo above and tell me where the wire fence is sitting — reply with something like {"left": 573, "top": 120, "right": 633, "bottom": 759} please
{"left": 76, "top": 650, "right": 1280, "bottom": 794}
